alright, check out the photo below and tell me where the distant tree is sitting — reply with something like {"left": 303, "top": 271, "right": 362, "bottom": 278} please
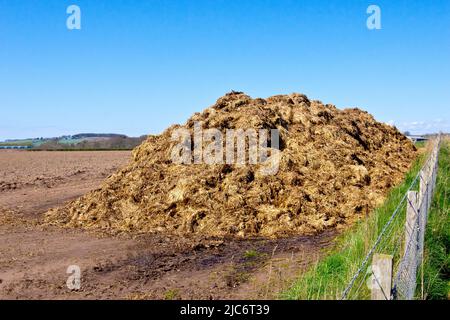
{"left": 35, "top": 135, "right": 147, "bottom": 150}
{"left": 404, "top": 131, "right": 411, "bottom": 136}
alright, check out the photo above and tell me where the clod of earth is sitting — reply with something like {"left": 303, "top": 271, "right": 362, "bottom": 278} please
{"left": 45, "top": 92, "right": 417, "bottom": 238}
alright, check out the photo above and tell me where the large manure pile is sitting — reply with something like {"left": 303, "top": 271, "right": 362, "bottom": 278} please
{"left": 46, "top": 92, "right": 416, "bottom": 237}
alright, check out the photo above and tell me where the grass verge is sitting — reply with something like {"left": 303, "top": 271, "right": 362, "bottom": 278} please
{"left": 282, "top": 151, "right": 427, "bottom": 300}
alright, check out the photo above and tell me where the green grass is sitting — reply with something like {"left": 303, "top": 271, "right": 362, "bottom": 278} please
{"left": 243, "top": 249, "right": 262, "bottom": 259}
{"left": 57, "top": 138, "right": 84, "bottom": 145}
{"left": 415, "top": 141, "right": 426, "bottom": 148}
{"left": 164, "top": 289, "right": 180, "bottom": 300}
{"left": 282, "top": 152, "right": 427, "bottom": 300}
{"left": 418, "top": 141, "right": 450, "bottom": 300}
{"left": 0, "top": 139, "right": 34, "bottom": 147}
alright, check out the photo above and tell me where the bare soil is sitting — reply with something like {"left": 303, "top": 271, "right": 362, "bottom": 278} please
{"left": 0, "top": 150, "right": 335, "bottom": 300}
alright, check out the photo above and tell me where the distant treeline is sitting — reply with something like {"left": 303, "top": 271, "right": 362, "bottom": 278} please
{"left": 70, "top": 133, "right": 128, "bottom": 139}
{"left": 36, "top": 135, "right": 147, "bottom": 150}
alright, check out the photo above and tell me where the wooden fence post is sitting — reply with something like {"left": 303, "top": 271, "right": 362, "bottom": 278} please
{"left": 432, "top": 146, "right": 438, "bottom": 192}
{"left": 371, "top": 254, "right": 393, "bottom": 300}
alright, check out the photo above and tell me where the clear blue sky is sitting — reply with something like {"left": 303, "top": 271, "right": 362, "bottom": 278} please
{"left": 1, "top": 0, "right": 449, "bottom": 140}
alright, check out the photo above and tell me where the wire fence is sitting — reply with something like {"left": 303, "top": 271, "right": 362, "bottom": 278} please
{"left": 341, "top": 134, "right": 442, "bottom": 300}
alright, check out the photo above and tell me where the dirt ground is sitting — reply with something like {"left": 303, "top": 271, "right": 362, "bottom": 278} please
{"left": 0, "top": 150, "right": 335, "bottom": 300}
